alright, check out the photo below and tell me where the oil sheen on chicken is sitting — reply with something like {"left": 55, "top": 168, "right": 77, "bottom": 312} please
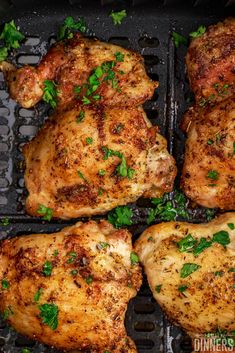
{"left": 186, "top": 18, "right": 235, "bottom": 105}
{"left": 0, "top": 34, "right": 157, "bottom": 110}
{"left": 23, "top": 106, "right": 176, "bottom": 219}
{"left": 0, "top": 220, "right": 142, "bottom": 352}
{"left": 181, "top": 97, "right": 235, "bottom": 210}
{"left": 135, "top": 213, "right": 235, "bottom": 341}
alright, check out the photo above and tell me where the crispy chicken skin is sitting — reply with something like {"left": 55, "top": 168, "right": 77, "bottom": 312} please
{"left": 181, "top": 97, "right": 235, "bottom": 209}
{"left": 186, "top": 18, "right": 235, "bottom": 105}
{"left": 0, "top": 220, "right": 142, "bottom": 351}
{"left": 23, "top": 106, "right": 176, "bottom": 219}
{"left": 135, "top": 213, "right": 235, "bottom": 340}
{"left": 0, "top": 34, "right": 157, "bottom": 109}
{"left": 186, "top": 18, "right": 235, "bottom": 104}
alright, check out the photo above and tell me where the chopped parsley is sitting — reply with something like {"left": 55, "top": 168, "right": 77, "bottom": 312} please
{"left": 206, "top": 170, "right": 219, "bottom": 181}
{"left": 76, "top": 110, "right": 85, "bottom": 123}
{"left": 130, "top": 252, "right": 139, "bottom": 265}
{"left": 1, "top": 278, "right": 9, "bottom": 290}
{"left": 147, "top": 191, "right": 189, "bottom": 224}
{"left": 53, "top": 250, "right": 59, "bottom": 257}
{"left": 42, "top": 261, "right": 53, "bottom": 277}
{"left": 34, "top": 288, "right": 43, "bottom": 303}
{"left": 228, "top": 268, "right": 235, "bottom": 272}
{"left": 77, "top": 170, "right": 87, "bottom": 182}
{"left": 98, "top": 169, "right": 106, "bottom": 176}
{"left": 178, "top": 285, "right": 188, "bottom": 292}
{"left": 0, "top": 20, "right": 25, "bottom": 61}
{"left": 227, "top": 223, "right": 234, "bottom": 230}
{"left": 108, "top": 206, "right": 133, "bottom": 228}
{"left": 177, "top": 234, "right": 197, "bottom": 253}
{"left": 70, "top": 269, "right": 78, "bottom": 276}
{"left": 172, "top": 31, "right": 187, "bottom": 48}
{"left": 42, "top": 80, "right": 58, "bottom": 109}
{"left": 58, "top": 16, "right": 86, "bottom": 40}
{"left": 110, "top": 10, "right": 127, "bottom": 25}
{"left": 189, "top": 25, "right": 206, "bottom": 38}
{"left": 22, "top": 349, "right": 31, "bottom": 353}
{"left": 155, "top": 284, "right": 162, "bottom": 293}
{"left": 0, "top": 218, "right": 9, "bottom": 226}
{"left": 3, "top": 305, "right": 14, "bottom": 320}
{"left": 85, "top": 275, "right": 93, "bottom": 285}
{"left": 37, "top": 204, "right": 53, "bottom": 221}
{"left": 214, "top": 271, "right": 223, "bottom": 277}
{"left": 180, "top": 263, "right": 201, "bottom": 278}
{"left": 82, "top": 96, "right": 91, "bottom": 105}
{"left": 193, "top": 237, "right": 212, "bottom": 256}
{"left": 207, "top": 138, "right": 214, "bottom": 145}
{"left": 212, "top": 230, "right": 230, "bottom": 246}
{"left": 115, "top": 51, "right": 124, "bottom": 62}
{"left": 86, "top": 137, "right": 93, "bottom": 145}
{"left": 67, "top": 252, "right": 77, "bottom": 264}
{"left": 101, "top": 146, "right": 134, "bottom": 179}
{"left": 98, "top": 242, "right": 110, "bottom": 249}
{"left": 39, "top": 303, "right": 59, "bottom": 330}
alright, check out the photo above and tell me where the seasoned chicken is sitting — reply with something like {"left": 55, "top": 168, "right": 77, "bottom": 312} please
{"left": 181, "top": 97, "right": 235, "bottom": 209}
{"left": 0, "top": 34, "right": 157, "bottom": 110}
{"left": 186, "top": 18, "right": 235, "bottom": 105}
{"left": 135, "top": 213, "right": 235, "bottom": 341}
{"left": 0, "top": 220, "right": 142, "bottom": 351}
{"left": 23, "top": 105, "right": 176, "bottom": 219}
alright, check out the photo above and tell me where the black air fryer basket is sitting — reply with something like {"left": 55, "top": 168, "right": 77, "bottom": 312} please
{"left": 0, "top": 0, "right": 234, "bottom": 352}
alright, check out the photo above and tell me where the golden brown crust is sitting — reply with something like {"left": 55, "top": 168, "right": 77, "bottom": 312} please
{"left": 0, "top": 220, "right": 142, "bottom": 351}
{"left": 186, "top": 18, "right": 235, "bottom": 104}
{"left": 1, "top": 34, "right": 157, "bottom": 109}
{"left": 23, "top": 106, "right": 176, "bottom": 219}
{"left": 135, "top": 213, "right": 235, "bottom": 338}
{"left": 181, "top": 97, "right": 235, "bottom": 209}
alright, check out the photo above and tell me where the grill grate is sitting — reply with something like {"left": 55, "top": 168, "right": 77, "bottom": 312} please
{"left": 0, "top": 2, "right": 233, "bottom": 353}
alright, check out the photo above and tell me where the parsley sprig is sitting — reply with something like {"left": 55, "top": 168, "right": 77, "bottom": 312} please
{"left": 42, "top": 80, "right": 58, "bottom": 109}
{"left": 58, "top": 16, "right": 87, "bottom": 40}
{"left": 0, "top": 20, "right": 25, "bottom": 61}
{"left": 39, "top": 303, "right": 59, "bottom": 330}
{"left": 110, "top": 10, "right": 127, "bottom": 25}
{"left": 108, "top": 206, "right": 133, "bottom": 228}
{"left": 37, "top": 204, "right": 53, "bottom": 221}
{"left": 189, "top": 25, "right": 206, "bottom": 38}
{"left": 102, "top": 146, "right": 134, "bottom": 179}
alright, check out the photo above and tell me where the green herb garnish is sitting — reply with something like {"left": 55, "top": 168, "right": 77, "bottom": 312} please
{"left": 37, "top": 204, "right": 53, "bottom": 221}
{"left": 42, "top": 261, "right": 53, "bottom": 277}
{"left": 42, "top": 80, "right": 58, "bottom": 109}
{"left": 155, "top": 284, "right": 162, "bottom": 293}
{"left": 130, "top": 252, "right": 139, "bottom": 265}
{"left": 206, "top": 170, "right": 219, "bottom": 181}
{"left": 99, "top": 242, "right": 110, "bottom": 249}
{"left": 108, "top": 206, "right": 133, "bottom": 228}
{"left": 22, "top": 349, "right": 31, "bottom": 353}
{"left": 189, "top": 25, "right": 206, "bottom": 38}
{"left": 0, "top": 20, "right": 25, "bottom": 61}
{"left": 39, "top": 303, "right": 59, "bottom": 330}
{"left": 3, "top": 305, "right": 14, "bottom": 320}
{"left": 172, "top": 31, "right": 187, "bottom": 48}
{"left": 85, "top": 275, "right": 93, "bottom": 285}
{"left": 178, "top": 285, "right": 188, "bottom": 292}
{"left": 115, "top": 51, "right": 124, "bottom": 62}
{"left": 1, "top": 278, "right": 9, "bottom": 290}
{"left": 177, "top": 234, "right": 197, "bottom": 252}
{"left": 110, "top": 10, "right": 127, "bottom": 25}
{"left": 212, "top": 230, "right": 230, "bottom": 246}
{"left": 76, "top": 110, "right": 85, "bottom": 123}
{"left": 86, "top": 137, "right": 93, "bottom": 145}
{"left": 98, "top": 169, "right": 106, "bottom": 176}
{"left": 0, "top": 217, "right": 9, "bottom": 226}
{"left": 34, "top": 288, "right": 43, "bottom": 303}
{"left": 58, "top": 16, "right": 86, "bottom": 40}
{"left": 67, "top": 252, "right": 77, "bottom": 264}
{"left": 180, "top": 263, "right": 201, "bottom": 278}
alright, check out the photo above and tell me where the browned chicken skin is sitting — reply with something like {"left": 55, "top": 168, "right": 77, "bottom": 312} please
{"left": 181, "top": 97, "right": 235, "bottom": 209}
{"left": 186, "top": 18, "right": 235, "bottom": 105}
{"left": 23, "top": 106, "right": 176, "bottom": 219}
{"left": 0, "top": 34, "right": 157, "bottom": 110}
{"left": 135, "top": 213, "right": 235, "bottom": 341}
{"left": 0, "top": 220, "right": 142, "bottom": 351}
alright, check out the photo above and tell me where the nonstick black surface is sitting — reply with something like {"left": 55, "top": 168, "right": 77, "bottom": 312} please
{"left": 0, "top": 1, "right": 234, "bottom": 352}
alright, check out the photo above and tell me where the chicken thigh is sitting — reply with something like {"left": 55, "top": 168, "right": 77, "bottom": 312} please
{"left": 186, "top": 18, "right": 235, "bottom": 105}
{"left": 23, "top": 105, "right": 176, "bottom": 219}
{"left": 0, "top": 220, "right": 142, "bottom": 351}
{"left": 181, "top": 97, "right": 235, "bottom": 209}
{"left": 135, "top": 213, "right": 235, "bottom": 340}
{"left": 0, "top": 34, "right": 157, "bottom": 110}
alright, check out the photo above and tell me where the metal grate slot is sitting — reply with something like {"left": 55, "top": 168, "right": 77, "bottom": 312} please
{"left": 16, "top": 54, "right": 41, "bottom": 65}
{"left": 108, "top": 37, "right": 130, "bottom": 48}
{"left": 138, "top": 37, "right": 160, "bottom": 48}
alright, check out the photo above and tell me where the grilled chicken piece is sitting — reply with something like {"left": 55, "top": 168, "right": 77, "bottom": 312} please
{"left": 181, "top": 97, "right": 235, "bottom": 209}
{"left": 186, "top": 18, "right": 235, "bottom": 105}
{"left": 0, "top": 220, "right": 142, "bottom": 351}
{"left": 135, "top": 213, "right": 235, "bottom": 342}
{"left": 23, "top": 105, "right": 176, "bottom": 219}
{"left": 0, "top": 34, "right": 157, "bottom": 110}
